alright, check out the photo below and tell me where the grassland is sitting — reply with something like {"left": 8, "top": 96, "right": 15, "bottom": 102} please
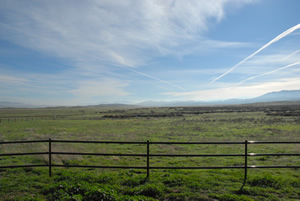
{"left": 0, "top": 103, "right": 299, "bottom": 200}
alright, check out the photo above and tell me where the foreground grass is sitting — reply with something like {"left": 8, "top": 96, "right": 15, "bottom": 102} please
{"left": 0, "top": 104, "right": 299, "bottom": 200}
{"left": 1, "top": 168, "right": 299, "bottom": 201}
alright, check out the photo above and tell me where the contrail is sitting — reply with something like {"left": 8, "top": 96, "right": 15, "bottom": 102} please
{"left": 118, "top": 65, "right": 186, "bottom": 91}
{"left": 209, "top": 24, "right": 300, "bottom": 84}
{"left": 234, "top": 61, "right": 300, "bottom": 86}
{"left": 90, "top": 53, "right": 186, "bottom": 91}
{"left": 281, "top": 49, "right": 300, "bottom": 61}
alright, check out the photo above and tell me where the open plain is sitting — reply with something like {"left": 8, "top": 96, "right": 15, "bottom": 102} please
{"left": 0, "top": 103, "right": 299, "bottom": 200}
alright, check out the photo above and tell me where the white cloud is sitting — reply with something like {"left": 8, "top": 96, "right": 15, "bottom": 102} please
{"left": 209, "top": 24, "right": 300, "bottom": 84}
{"left": 235, "top": 62, "right": 300, "bottom": 86}
{"left": 164, "top": 78, "right": 300, "bottom": 101}
{"left": 0, "top": 74, "right": 29, "bottom": 85}
{"left": 0, "top": 0, "right": 255, "bottom": 69}
{"left": 1, "top": 0, "right": 266, "bottom": 105}
{"left": 70, "top": 79, "right": 129, "bottom": 98}
{"left": 0, "top": 69, "right": 130, "bottom": 105}
{"left": 281, "top": 49, "right": 300, "bottom": 61}
{"left": 246, "top": 50, "right": 300, "bottom": 66}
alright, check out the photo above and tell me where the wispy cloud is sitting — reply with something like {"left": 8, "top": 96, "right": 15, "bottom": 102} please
{"left": 0, "top": 74, "right": 29, "bottom": 85}
{"left": 0, "top": 0, "right": 255, "bottom": 92}
{"left": 0, "top": 69, "right": 131, "bottom": 105}
{"left": 209, "top": 24, "right": 300, "bottom": 84}
{"left": 8, "top": 0, "right": 299, "bottom": 105}
{"left": 281, "top": 49, "right": 300, "bottom": 61}
{"left": 118, "top": 65, "right": 186, "bottom": 91}
{"left": 165, "top": 77, "right": 300, "bottom": 101}
{"left": 70, "top": 79, "right": 130, "bottom": 102}
{"left": 235, "top": 61, "right": 300, "bottom": 86}
{"left": 223, "top": 50, "right": 300, "bottom": 77}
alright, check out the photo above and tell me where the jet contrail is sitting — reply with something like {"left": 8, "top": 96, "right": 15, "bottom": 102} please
{"left": 90, "top": 53, "right": 186, "bottom": 91}
{"left": 118, "top": 65, "right": 186, "bottom": 91}
{"left": 234, "top": 61, "right": 300, "bottom": 86}
{"left": 209, "top": 24, "right": 300, "bottom": 84}
{"left": 281, "top": 49, "right": 300, "bottom": 61}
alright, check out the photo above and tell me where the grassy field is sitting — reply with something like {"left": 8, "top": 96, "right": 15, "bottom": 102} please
{"left": 0, "top": 103, "right": 299, "bottom": 200}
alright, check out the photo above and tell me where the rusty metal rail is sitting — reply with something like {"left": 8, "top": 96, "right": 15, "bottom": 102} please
{"left": 0, "top": 139, "right": 299, "bottom": 191}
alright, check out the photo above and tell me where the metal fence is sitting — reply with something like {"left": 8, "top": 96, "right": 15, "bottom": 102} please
{"left": 0, "top": 114, "right": 79, "bottom": 123}
{"left": 0, "top": 139, "right": 299, "bottom": 190}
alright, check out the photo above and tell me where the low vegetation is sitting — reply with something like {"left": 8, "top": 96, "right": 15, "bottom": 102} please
{"left": 0, "top": 103, "right": 299, "bottom": 200}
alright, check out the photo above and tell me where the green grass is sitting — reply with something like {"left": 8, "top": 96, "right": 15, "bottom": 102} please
{"left": 1, "top": 168, "right": 299, "bottom": 200}
{"left": 0, "top": 105, "right": 300, "bottom": 200}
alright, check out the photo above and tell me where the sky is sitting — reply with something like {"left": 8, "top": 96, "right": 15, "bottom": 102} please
{"left": 0, "top": 0, "right": 300, "bottom": 106}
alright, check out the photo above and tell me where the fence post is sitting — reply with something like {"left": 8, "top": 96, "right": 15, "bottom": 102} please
{"left": 240, "top": 140, "right": 248, "bottom": 191}
{"left": 147, "top": 139, "right": 150, "bottom": 178}
{"left": 49, "top": 138, "right": 52, "bottom": 177}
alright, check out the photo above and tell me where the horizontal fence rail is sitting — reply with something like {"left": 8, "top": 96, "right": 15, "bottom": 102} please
{"left": 0, "top": 113, "right": 84, "bottom": 123}
{"left": 0, "top": 139, "right": 299, "bottom": 191}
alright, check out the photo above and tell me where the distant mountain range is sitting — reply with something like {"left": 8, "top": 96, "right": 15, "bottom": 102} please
{"left": 1, "top": 90, "right": 300, "bottom": 108}
{"left": 137, "top": 90, "right": 300, "bottom": 107}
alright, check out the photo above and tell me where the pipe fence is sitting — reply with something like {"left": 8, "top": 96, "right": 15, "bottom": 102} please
{"left": 0, "top": 114, "right": 82, "bottom": 122}
{"left": 0, "top": 139, "right": 299, "bottom": 191}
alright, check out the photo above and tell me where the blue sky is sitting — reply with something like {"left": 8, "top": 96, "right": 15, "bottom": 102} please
{"left": 0, "top": 0, "right": 300, "bottom": 106}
